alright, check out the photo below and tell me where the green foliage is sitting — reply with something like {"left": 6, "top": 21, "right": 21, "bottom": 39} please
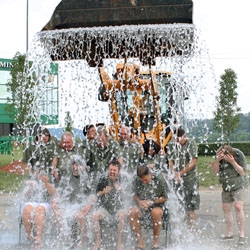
{"left": 5, "top": 52, "right": 36, "bottom": 135}
{"left": 213, "top": 68, "right": 241, "bottom": 143}
{"left": 188, "top": 112, "right": 250, "bottom": 143}
{"left": 198, "top": 156, "right": 220, "bottom": 187}
{"left": 64, "top": 111, "right": 74, "bottom": 134}
{"left": 0, "top": 172, "right": 27, "bottom": 193}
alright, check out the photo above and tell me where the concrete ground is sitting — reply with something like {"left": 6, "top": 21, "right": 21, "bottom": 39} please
{"left": 0, "top": 187, "right": 250, "bottom": 250}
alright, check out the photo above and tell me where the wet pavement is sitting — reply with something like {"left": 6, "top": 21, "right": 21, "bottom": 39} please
{"left": 0, "top": 187, "right": 250, "bottom": 250}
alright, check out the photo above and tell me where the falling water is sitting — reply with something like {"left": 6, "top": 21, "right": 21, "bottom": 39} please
{"left": 0, "top": 23, "right": 230, "bottom": 250}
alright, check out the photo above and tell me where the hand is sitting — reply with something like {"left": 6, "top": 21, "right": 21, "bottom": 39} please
{"left": 40, "top": 175, "right": 49, "bottom": 184}
{"left": 113, "top": 183, "right": 122, "bottom": 191}
{"left": 138, "top": 199, "right": 154, "bottom": 210}
{"left": 173, "top": 171, "right": 182, "bottom": 184}
{"left": 103, "top": 186, "right": 113, "bottom": 194}
{"left": 53, "top": 170, "right": 59, "bottom": 181}
{"left": 223, "top": 153, "right": 235, "bottom": 164}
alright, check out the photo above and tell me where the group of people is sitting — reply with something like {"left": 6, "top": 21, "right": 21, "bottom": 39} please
{"left": 21, "top": 124, "right": 248, "bottom": 249}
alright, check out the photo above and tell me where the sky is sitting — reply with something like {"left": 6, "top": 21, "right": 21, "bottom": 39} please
{"left": 0, "top": 0, "right": 249, "bottom": 116}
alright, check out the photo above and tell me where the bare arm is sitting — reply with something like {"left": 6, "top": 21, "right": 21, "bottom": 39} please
{"left": 179, "top": 157, "right": 197, "bottom": 177}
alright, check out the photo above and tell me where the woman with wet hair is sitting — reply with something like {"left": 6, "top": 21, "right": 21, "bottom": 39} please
{"left": 23, "top": 126, "right": 56, "bottom": 178}
{"left": 211, "top": 145, "right": 248, "bottom": 245}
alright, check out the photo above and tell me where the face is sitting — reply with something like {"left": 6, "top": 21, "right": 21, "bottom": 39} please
{"left": 96, "top": 132, "right": 108, "bottom": 148}
{"left": 108, "top": 164, "right": 120, "bottom": 181}
{"left": 120, "top": 127, "right": 130, "bottom": 144}
{"left": 61, "top": 135, "right": 74, "bottom": 151}
{"left": 37, "top": 134, "right": 50, "bottom": 144}
{"left": 176, "top": 135, "right": 186, "bottom": 146}
{"left": 139, "top": 172, "right": 152, "bottom": 184}
{"left": 72, "top": 163, "right": 81, "bottom": 176}
{"left": 87, "top": 127, "right": 97, "bottom": 141}
{"left": 148, "top": 147, "right": 155, "bottom": 156}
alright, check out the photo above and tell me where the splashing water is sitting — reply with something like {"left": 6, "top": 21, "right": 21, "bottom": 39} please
{"left": 0, "top": 23, "right": 227, "bottom": 250}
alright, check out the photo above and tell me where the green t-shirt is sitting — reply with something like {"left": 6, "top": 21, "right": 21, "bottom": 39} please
{"left": 132, "top": 173, "right": 168, "bottom": 203}
{"left": 219, "top": 148, "right": 249, "bottom": 191}
{"left": 167, "top": 138, "right": 198, "bottom": 181}
{"left": 96, "top": 174, "right": 127, "bottom": 215}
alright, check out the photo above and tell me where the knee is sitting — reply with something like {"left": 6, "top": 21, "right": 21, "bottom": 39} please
{"left": 35, "top": 206, "right": 46, "bottom": 218}
{"left": 235, "top": 203, "right": 244, "bottom": 213}
{"left": 151, "top": 207, "right": 163, "bottom": 219}
{"left": 128, "top": 207, "right": 139, "bottom": 217}
{"left": 118, "top": 211, "right": 127, "bottom": 221}
{"left": 22, "top": 205, "right": 33, "bottom": 215}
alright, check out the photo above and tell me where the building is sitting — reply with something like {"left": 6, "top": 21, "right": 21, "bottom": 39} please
{"left": 0, "top": 58, "right": 59, "bottom": 137}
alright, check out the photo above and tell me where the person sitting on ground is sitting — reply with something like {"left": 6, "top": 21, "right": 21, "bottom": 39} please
{"left": 21, "top": 165, "right": 57, "bottom": 250}
{"left": 210, "top": 145, "right": 248, "bottom": 245}
{"left": 53, "top": 156, "right": 95, "bottom": 248}
{"left": 128, "top": 164, "right": 168, "bottom": 250}
{"left": 92, "top": 159, "right": 128, "bottom": 250}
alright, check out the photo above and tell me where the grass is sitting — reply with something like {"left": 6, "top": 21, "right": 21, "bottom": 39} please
{"left": 198, "top": 155, "right": 250, "bottom": 187}
{"left": 0, "top": 144, "right": 26, "bottom": 193}
{"left": 198, "top": 156, "right": 220, "bottom": 187}
{"left": 0, "top": 143, "right": 23, "bottom": 167}
{"left": 0, "top": 145, "right": 249, "bottom": 192}
{"left": 0, "top": 172, "right": 27, "bottom": 193}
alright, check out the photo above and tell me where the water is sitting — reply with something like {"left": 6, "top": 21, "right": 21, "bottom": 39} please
{"left": 0, "top": 23, "right": 231, "bottom": 249}
{"left": 25, "top": 23, "right": 215, "bottom": 132}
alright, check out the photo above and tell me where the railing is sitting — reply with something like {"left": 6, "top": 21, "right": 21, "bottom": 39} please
{"left": 0, "top": 136, "right": 12, "bottom": 155}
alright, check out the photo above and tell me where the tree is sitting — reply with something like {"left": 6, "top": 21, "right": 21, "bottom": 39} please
{"left": 5, "top": 52, "right": 36, "bottom": 135}
{"left": 213, "top": 68, "right": 241, "bottom": 143}
{"left": 64, "top": 111, "right": 74, "bottom": 134}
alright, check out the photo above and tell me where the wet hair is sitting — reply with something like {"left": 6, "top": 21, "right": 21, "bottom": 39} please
{"left": 177, "top": 128, "right": 185, "bottom": 137}
{"left": 137, "top": 164, "right": 150, "bottom": 178}
{"left": 218, "top": 145, "right": 234, "bottom": 156}
{"left": 71, "top": 155, "right": 85, "bottom": 167}
{"left": 36, "top": 127, "right": 51, "bottom": 141}
{"left": 143, "top": 139, "right": 160, "bottom": 156}
{"left": 109, "top": 159, "right": 121, "bottom": 171}
{"left": 83, "top": 124, "right": 95, "bottom": 136}
{"left": 61, "top": 131, "right": 73, "bottom": 139}
{"left": 97, "top": 125, "right": 109, "bottom": 137}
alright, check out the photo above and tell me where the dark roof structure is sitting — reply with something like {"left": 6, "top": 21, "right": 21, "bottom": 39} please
{"left": 42, "top": 0, "right": 193, "bottom": 31}
{"left": 40, "top": 0, "right": 194, "bottom": 66}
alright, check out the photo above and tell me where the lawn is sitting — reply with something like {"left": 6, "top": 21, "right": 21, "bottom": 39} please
{"left": 0, "top": 144, "right": 26, "bottom": 193}
{"left": 0, "top": 145, "right": 249, "bottom": 192}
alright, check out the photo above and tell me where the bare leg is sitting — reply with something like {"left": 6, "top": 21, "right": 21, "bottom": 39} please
{"left": 222, "top": 202, "right": 234, "bottom": 236}
{"left": 151, "top": 207, "right": 163, "bottom": 248}
{"left": 92, "top": 212, "right": 102, "bottom": 250}
{"left": 187, "top": 210, "right": 196, "bottom": 231}
{"left": 22, "top": 205, "right": 34, "bottom": 241}
{"left": 34, "top": 206, "right": 46, "bottom": 248}
{"left": 117, "top": 211, "right": 126, "bottom": 250}
{"left": 76, "top": 205, "right": 92, "bottom": 246}
{"left": 129, "top": 207, "right": 144, "bottom": 249}
{"left": 235, "top": 200, "right": 245, "bottom": 238}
